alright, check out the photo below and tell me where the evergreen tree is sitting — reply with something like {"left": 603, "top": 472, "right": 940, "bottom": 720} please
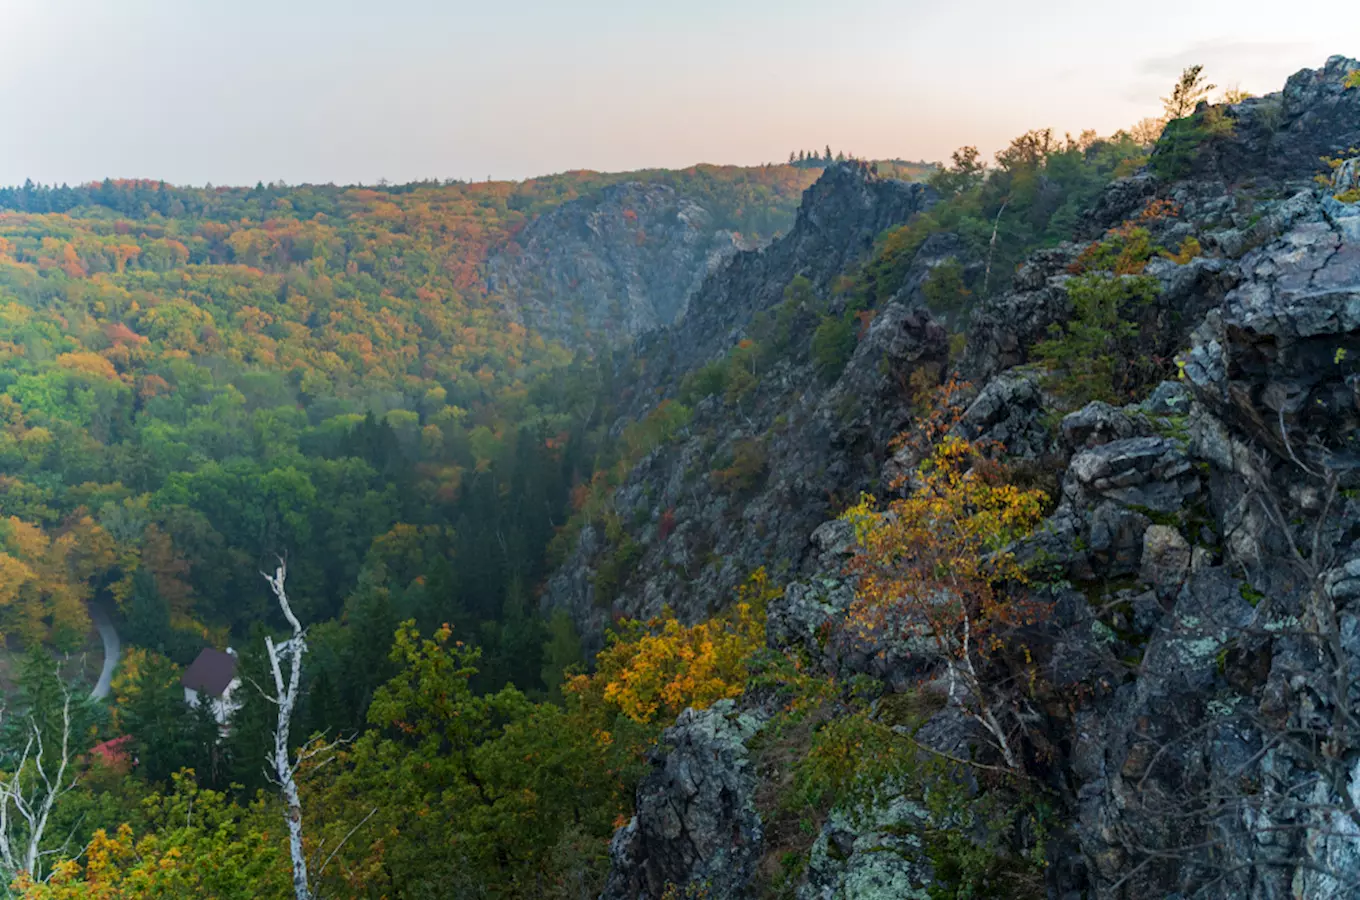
{"left": 122, "top": 653, "right": 195, "bottom": 784}
{"left": 223, "top": 628, "right": 276, "bottom": 796}
{"left": 540, "top": 610, "right": 583, "bottom": 703}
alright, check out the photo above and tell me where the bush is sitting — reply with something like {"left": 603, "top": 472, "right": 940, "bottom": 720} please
{"left": 810, "top": 314, "right": 856, "bottom": 382}
{"left": 1162, "top": 235, "right": 1202, "bottom": 264}
{"left": 751, "top": 275, "right": 818, "bottom": 357}
{"left": 591, "top": 568, "right": 776, "bottom": 724}
{"left": 710, "top": 437, "right": 768, "bottom": 494}
{"left": 680, "top": 359, "right": 729, "bottom": 404}
{"left": 1150, "top": 107, "right": 1235, "bottom": 180}
{"left": 679, "top": 340, "right": 763, "bottom": 406}
{"left": 593, "top": 531, "right": 644, "bottom": 608}
{"left": 921, "top": 259, "right": 972, "bottom": 318}
{"left": 622, "top": 399, "right": 691, "bottom": 457}
{"left": 1034, "top": 273, "right": 1160, "bottom": 405}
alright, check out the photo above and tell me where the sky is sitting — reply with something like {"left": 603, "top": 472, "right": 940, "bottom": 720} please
{"left": 0, "top": 0, "right": 1356, "bottom": 187}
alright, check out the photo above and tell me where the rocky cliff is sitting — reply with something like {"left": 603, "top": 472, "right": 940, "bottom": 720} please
{"left": 541, "top": 163, "right": 939, "bottom": 644}
{"left": 584, "top": 55, "right": 1360, "bottom": 899}
{"left": 487, "top": 182, "right": 747, "bottom": 346}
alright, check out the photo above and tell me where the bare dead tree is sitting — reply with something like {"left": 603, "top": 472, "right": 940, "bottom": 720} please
{"left": 263, "top": 560, "right": 312, "bottom": 900}
{"left": 261, "top": 561, "right": 377, "bottom": 900}
{"left": 981, "top": 197, "right": 1010, "bottom": 296}
{"left": 0, "top": 688, "right": 81, "bottom": 886}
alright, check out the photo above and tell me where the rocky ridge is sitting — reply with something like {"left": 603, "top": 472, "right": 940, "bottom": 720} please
{"left": 542, "top": 164, "right": 940, "bottom": 643}
{"left": 486, "top": 182, "right": 748, "bottom": 346}
{"left": 586, "top": 56, "right": 1360, "bottom": 899}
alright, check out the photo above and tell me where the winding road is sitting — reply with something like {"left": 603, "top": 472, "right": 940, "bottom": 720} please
{"left": 88, "top": 604, "right": 120, "bottom": 700}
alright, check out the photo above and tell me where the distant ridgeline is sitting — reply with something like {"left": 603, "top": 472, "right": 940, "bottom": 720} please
{"left": 785, "top": 147, "right": 937, "bottom": 180}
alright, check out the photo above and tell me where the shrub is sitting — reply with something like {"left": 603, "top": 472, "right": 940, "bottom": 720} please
{"left": 1150, "top": 107, "right": 1236, "bottom": 180}
{"left": 1034, "top": 273, "right": 1160, "bottom": 405}
{"left": 1162, "top": 235, "right": 1202, "bottom": 264}
{"left": 622, "top": 399, "right": 692, "bottom": 457}
{"left": 680, "top": 360, "right": 729, "bottom": 404}
{"left": 680, "top": 340, "right": 763, "bottom": 406}
{"left": 751, "top": 274, "right": 819, "bottom": 357}
{"left": 590, "top": 568, "right": 776, "bottom": 724}
{"left": 593, "top": 531, "right": 644, "bottom": 608}
{"left": 710, "top": 437, "right": 768, "bottom": 494}
{"left": 811, "top": 313, "right": 856, "bottom": 382}
{"left": 724, "top": 340, "right": 761, "bottom": 405}
{"left": 921, "top": 259, "right": 972, "bottom": 318}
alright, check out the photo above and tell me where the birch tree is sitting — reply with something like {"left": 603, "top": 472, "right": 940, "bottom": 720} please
{"left": 263, "top": 561, "right": 312, "bottom": 900}
{"left": 840, "top": 381, "right": 1048, "bottom": 771}
{"left": 0, "top": 688, "right": 80, "bottom": 888}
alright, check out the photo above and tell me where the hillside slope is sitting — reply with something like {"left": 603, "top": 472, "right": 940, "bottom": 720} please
{"left": 592, "top": 54, "right": 1360, "bottom": 900}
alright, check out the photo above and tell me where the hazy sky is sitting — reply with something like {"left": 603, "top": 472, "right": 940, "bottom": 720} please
{"left": 1, "top": 0, "right": 1356, "bottom": 187}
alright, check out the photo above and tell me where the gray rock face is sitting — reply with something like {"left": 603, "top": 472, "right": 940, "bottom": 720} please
{"left": 1066, "top": 436, "right": 1199, "bottom": 514}
{"left": 487, "top": 182, "right": 742, "bottom": 345}
{"left": 643, "top": 163, "right": 937, "bottom": 385}
{"left": 1060, "top": 401, "right": 1151, "bottom": 452}
{"left": 542, "top": 165, "right": 943, "bottom": 642}
{"left": 956, "top": 369, "right": 1056, "bottom": 460}
{"left": 602, "top": 701, "right": 767, "bottom": 900}
{"left": 595, "top": 57, "right": 1360, "bottom": 900}
{"left": 1182, "top": 189, "right": 1360, "bottom": 466}
{"left": 1161, "top": 55, "right": 1360, "bottom": 185}
{"left": 799, "top": 797, "right": 936, "bottom": 900}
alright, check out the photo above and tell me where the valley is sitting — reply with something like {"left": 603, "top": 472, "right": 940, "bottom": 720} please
{"left": 1, "top": 51, "right": 1360, "bottom": 900}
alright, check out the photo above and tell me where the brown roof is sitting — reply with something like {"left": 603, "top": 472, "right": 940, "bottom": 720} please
{"left": 182, "top": 648, "right": 237, "bottom": 697}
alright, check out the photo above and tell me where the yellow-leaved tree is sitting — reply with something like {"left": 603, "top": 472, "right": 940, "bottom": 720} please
{"left": 15, "top": 773, "right": 290, "bottom": 899}
{"left": 841, "top": 380, "right": 1047, "bottom": 770}
{"left": 582, "top": 568, "right": 777, "bottom": 725}
{"left": 0, "top": 515, "right": 113, "bottom": 649}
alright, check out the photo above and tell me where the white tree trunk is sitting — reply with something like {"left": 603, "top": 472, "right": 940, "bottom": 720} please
{"left": 956, "top": 613, "right": 1019, "bottom": 771}
{"left": 264, "top": 563, "right": 311, "bottom": 900}
{"left": 0, "top": 689, "right": 79, "bottom": 885}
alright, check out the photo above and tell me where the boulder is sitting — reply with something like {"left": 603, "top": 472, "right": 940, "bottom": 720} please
{"left": 602, "top": 701, "right": 768, "bottom": 900}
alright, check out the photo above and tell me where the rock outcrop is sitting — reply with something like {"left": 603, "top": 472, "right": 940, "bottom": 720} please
{"left": 596, "top": 56, "right": 1360, "bottom": 900}
{"left": 487, "top": 182, "right": 745, "bottom": 346}
{"left": 602, "top": 701, "right": 767, "bottom": 900}
{"left": 542, "top": 164, "right": 941, "bottom": 643}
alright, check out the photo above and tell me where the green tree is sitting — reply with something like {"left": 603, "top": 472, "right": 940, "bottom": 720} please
{"left": 1034, "top": 273, "right": 1160, "bottom": 405}
{"left": 1162, "top": 64, "right": 1215, "bottom": 120}
{"left": 120, "top": 653, "right": 196, "bottom": 785}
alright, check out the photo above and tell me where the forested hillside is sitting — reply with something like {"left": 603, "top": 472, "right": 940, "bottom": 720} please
{"left": 0, "top": 163, "right": 816, "bottom": 660}
{"left": 0, "top": 160, "right": 836, "bottom": 895}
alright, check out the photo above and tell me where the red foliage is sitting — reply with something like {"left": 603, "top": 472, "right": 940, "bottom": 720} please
{"left": 658, "top": 507, "right": 677, "bottom": 541}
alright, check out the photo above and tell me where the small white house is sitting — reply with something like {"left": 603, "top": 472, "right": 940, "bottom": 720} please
{"left": 182, "top": 647, "right": 242, "bottom": 725}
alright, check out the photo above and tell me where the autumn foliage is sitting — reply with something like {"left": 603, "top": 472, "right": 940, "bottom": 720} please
{"left": 840, "top": 380, "right": 1047, "bottom": 767}
{"left": 576, "top": 568, "right": 777, "bottom": 725}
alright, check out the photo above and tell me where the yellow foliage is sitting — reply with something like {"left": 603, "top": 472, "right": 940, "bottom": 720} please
{"left": 1163, "top": 236, "right": 1203, "bottom": 265}
{"left": 55, "top": 351, "right": 120, "bottom": 381}
{"left": 581, "top": 569, "right": 777, "bottom": 725}
{"left": 0, "top": 552, "right": 37, "bottom": 608}
{"left": 0, "top": 515, "right": 111, "bottom": 647}
{"left": 841, "top": 392, "right": 1048, "bottom": 659}
{"left": 15, "top": 774, "right": 289, "bottom": 898}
